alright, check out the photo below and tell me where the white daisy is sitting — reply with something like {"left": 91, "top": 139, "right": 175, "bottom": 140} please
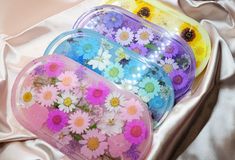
{"left": 88, "top": 48, "right": 111, "bottom": 71}
{"left": 105, "top": 92, "right": 126, "bottom": 112}
{"left": 115, "top": 27, "right": 134, "bottom": 46}
{"left": 57, "top": 91, "right": 78, "bottom": 113}
{"left": 159, "top": 58, "right": 179, "bottom": 73}
{"left": 20, "top": 87, "right": 36, "bottom": 108}
{"left": 135, "top": 27, "right": 154, "bottom": 45}
{"left": 97, "top": 112, "right": 124, "bottom": 136}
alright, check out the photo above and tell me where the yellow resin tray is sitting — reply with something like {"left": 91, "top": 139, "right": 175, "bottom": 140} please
{"left": 105, "top": 0, "right": 211, "bottom": 76}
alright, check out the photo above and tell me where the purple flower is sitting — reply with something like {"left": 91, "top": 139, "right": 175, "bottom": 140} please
{"left": 129, "top": 43, "right": 148, "bottom": 56}
{"left": 124, "top": 144, "right": 140, "bottom": 160}
{"left": 34, "top": 65, "right": 45, "bottom": 75}
{"left": 123, "top": 19, "right": 142, "bottom": 32}
{"left": 103, "top": 12, "right": 123, "bottom": 28}
{"left": 47, "top": 109, "right": 68, "bottom": 132}
{"left": 164, "top": 42, "right": 180, "bottom": 58}
{"left": 169, "top": 69, "right": 188, "bottom": 90}
{"left": 75, "top": 66, "right": 87, "bottom": 80}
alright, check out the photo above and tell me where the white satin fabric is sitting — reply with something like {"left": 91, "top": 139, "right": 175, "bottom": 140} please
{"left": 0, "top": 0, "right": 235, "bottom": 160}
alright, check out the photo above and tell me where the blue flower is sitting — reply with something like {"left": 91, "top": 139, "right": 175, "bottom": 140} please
{"left": 138, "top": 77, "right": 160, "bottom": 102}
{"left": 104, "top": 63, "right": 124, "bottom": 83}
{"left": 103, "top": 12, "right": 123, "bottom": 28}
{"left": 124, "top": 59, "right": 147, "bottom": 81}
{"left": 72, "top": 38, "right": 100, "bottom": 60}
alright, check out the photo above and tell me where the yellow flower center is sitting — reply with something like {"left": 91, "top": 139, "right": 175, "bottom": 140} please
{"left": 108, "top": 118, "right": 115, "bottom": 126}
{"left": 23, "top": 92, "right": 33, "bottom": 102}
{"left": 110, "top": 97, "right": 120, "bottom": 107}
{"left": 163, "top": 64, "right": 173, "bottom": 73}
{"left": 119, "top": 31, "right": 129, "bottom": 41}
{"left": 74, "top": 117, "right": 84, "bottom": 127}
{"left": 63, "top": 97, "right": 72, "bottom": 107}
{"left": 62, "top": 76, "right": 72, "bottom": 86}
{"left": 127, "top": 106, "right": 137, "bottom": 115}
{"left": 140, "top": 31, "right": 150, "bottom": 41}
{"left": 87, "top": 137, "right": 100, "bottom": 151}
{"left": 43, "top": 91, "right": 52, "bottom": 100}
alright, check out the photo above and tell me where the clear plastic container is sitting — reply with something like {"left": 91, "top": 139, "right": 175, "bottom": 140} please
{"left": 73, "top": 5, "right": 196, "bottom": 101}
{"left": 44, "top": 29, "right": 175, "bottom": 128}
{"left": 11, "top": 55, "right": 153, "bottom": 160}
{"left": 103, "top": 1, "right": 211, "bottom": 76}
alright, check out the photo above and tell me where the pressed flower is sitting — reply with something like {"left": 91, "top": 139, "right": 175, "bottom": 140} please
{"left": 163, "top": 42, "right": 180, "bottom": 58}
{"left": 124, "top": 144, "right": 140, "bottom": 160}
{"left": 37, "top": 85, "right": 58, "bottom": 107}
{"left": 169, "top": 70, "right": 188, "bottom": 90}
{"left": 108, "top": 134, "right": 131, "bottom": 158}
{"left": 47, "top": 109, "right": 68, "bottom": 132}
{"left": 68, "top": 110, "right": 90, "bottom": 134}
{"left": 159, "top": 58, "right": 179, "bottom": 74}
{"left": 95, "top": 24, "right": 108, "bottom": 35}
{"left": 134, "top": 1, "right": 155, "bottom": 20}
{"left": 129, "top": 43, "right": 148, "bottom": 56}
{"left": 80, "top": 129, "right": 108, "bottom": 159}
{"left": 75, "top": 65, "right": 87, "bottom": 80}
{"left": 33, "top": 65, "right": 45, "bottom": 76}
{"left": 103, "top": 12, "right": 123, "bottom": 28}
{"left": 135, "top": 27, "right": 154, "bottom": 45}
{"left": 120, "top": 99, "right": 144, "bottom": 121}
{"left": 76, "top": 37, "right": 100, "bottom": 60}
{"left": 97, "top": 112, "right": 124, "bottom": 136}
{"left": 57, "top": 91, "right": 78, "bottom": 113}
{"left": 57, "top": 71, "right": 78, "bottom": 91}
{"left": 55, "top": 127, "right": 72, "bottom": 148}
{"left": 115, "top": 48, "right": 130, "bottom": 63}
{"left": 115, "top": 27, "right": 134, "bottom": 46}
{"left": 138, "top": 77, "right": 160, "bottom": 102}
{"left": 105, "top": 92, "right": 126, "bottom": 112}
{"left": 179, "top": 23, "right": 201, "bottom": 46}
{"left": 85, "top": 82, "right": 110, "bottom": 105}
{"left": 88, "top": 48, "right": 111, "bottom": 71}
{"left": 20, "top": 87, "right": 36, "bottom": 108}
{"left": 44, "top": 59, "right": 64, "bottom": 77}
{"left": 124, "top": 119, "right": 147, "bottom": 145}
{"left": 74, "top": 80, "right": 88, "bottom": 98}
{"left": 104, "top": 63, "right": 124, "bottom": 82}
{"left": 90, "top": 106, "right": 104, "bottom": 123}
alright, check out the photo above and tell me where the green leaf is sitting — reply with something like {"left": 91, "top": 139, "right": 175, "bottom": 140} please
{"left": 73, "top": 134, "right": 83, "bottom": 141}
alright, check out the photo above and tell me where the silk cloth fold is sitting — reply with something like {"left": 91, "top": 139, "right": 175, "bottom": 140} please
{"left": 0, "top": 0, "right": 235, "bottom": 160}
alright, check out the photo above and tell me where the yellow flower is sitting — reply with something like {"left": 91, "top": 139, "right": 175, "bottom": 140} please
{"left": 133, "top": 1, "right": 156, "bottom": 20}
{"left": 179, "top": 22, "right": 201, "bottom": 46}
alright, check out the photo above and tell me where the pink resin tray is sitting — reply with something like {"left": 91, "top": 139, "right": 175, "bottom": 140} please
{"left": 11, "top": 55, "right": 153, "bottom": 160}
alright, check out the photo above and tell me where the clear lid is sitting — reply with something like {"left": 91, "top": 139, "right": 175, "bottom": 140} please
{"left": 103, "top": 0, "right": 211, "bottom": 76}
{"left": 44, "top": 29, "right": 175, "bottom": 128}
{"left": 11, "top": 55, "right": 153, "bottom": 160}
{"left": 73, "top": 5, "right": 196, "bottom": 100}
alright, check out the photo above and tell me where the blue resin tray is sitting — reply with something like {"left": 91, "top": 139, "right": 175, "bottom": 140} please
{"left": 44, "top": 29, "right": 174, "bottom": 128}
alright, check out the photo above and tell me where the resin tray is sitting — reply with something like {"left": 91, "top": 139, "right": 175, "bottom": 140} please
{"left": 11, "top": 55, "right": 153, "bottom": 160}
{"left": 103, "top": 0, "right": 211, "bottom": 76}
{"left": 73, "top": 5, "right": 196, "bottom": 100}
{"left": 44, "top": 29, "right": 174, "bottom": 128}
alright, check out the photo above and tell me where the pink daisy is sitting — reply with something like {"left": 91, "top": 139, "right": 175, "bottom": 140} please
{"left": 120, "top": 99, "right": 144, "bottom": 121}
{"left": 80, "top": 129, "right": 108, "bottom": 159}
{"left": 124, "top": 119, "right": 147, "bottom": 145}
{"left": 68, "top": 110, "right": 90, "bottom": 134}
{"left": 55, "top": 127, "right": 72, "bottom": 149}
{"left": 47, "top": 109, "right": 68, "bottom": 132}
{"left": 44, "top": 59, "right": 64, "bottom": 77}
{"left": 37, "top": 85, "right": 58, "bottom": 107}
{"left": 57, "top": 71, "right": 78, "bottom": 91}
{"left": 85, "top": 82, "right": 110, "bottom": 105}
{"left": 108, "top": 134, "right": 131, "bottom": 158}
